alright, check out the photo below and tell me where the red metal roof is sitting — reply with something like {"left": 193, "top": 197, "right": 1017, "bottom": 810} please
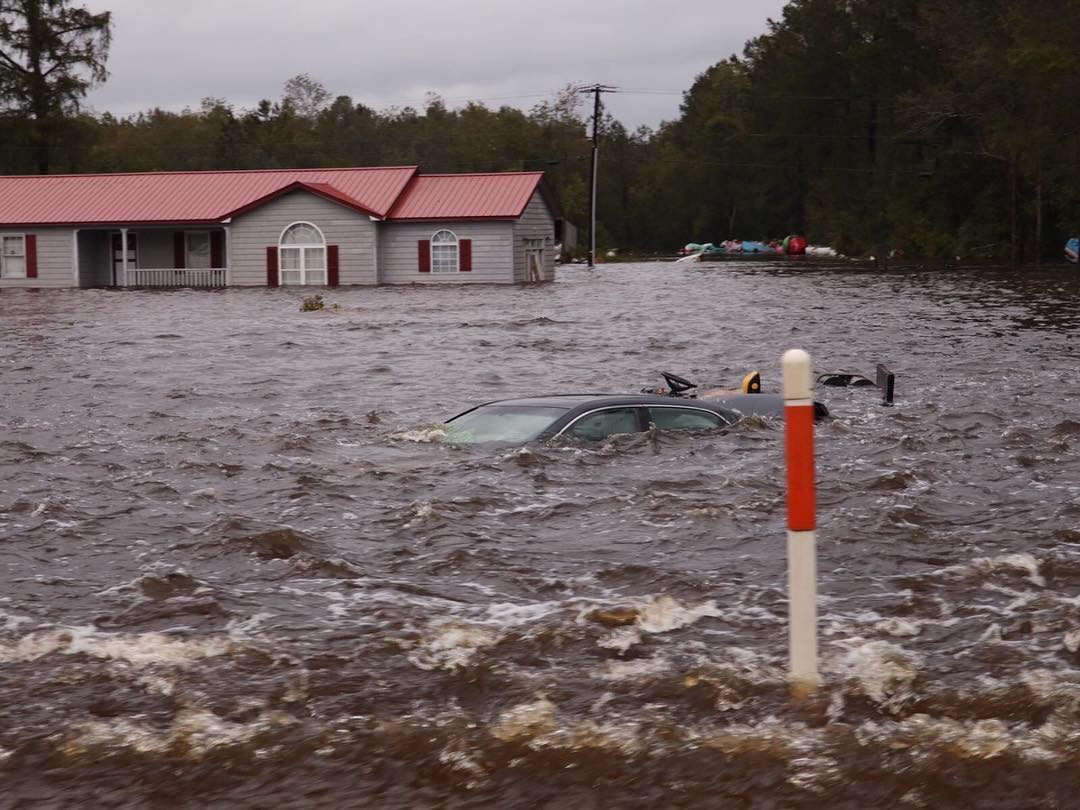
{"left": 387, "top": 172, "right": 544, "bottom": 220}
{"left": 0, "top": 166, "right": 418, "bottom": 226}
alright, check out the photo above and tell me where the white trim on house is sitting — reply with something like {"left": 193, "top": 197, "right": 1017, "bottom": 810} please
{"left": 121, "top": 228, "right": 129, "bottom": 285}
{"left": 431, "top": 228, "right": 459, "bottom": 274}
{"left": 224, "top": 224, "right": 231, "bottom": 286}
{"left": 0, "top": 232, "right": 27, "bottom": 278}
{"left": 279, "top": 221, "right": 327, "bottom": 285}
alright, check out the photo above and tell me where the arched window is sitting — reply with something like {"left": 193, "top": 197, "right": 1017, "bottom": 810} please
{"left": 279, "top": 222, "right": 326, "bottom": 285}
{"left": 431, "top": 229, "right": 459, "bottom": 274}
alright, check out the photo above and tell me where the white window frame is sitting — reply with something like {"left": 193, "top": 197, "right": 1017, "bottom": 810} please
{"left": 278, "top": 221, "right": 327, "bottom": 286}
{"left": 1, "top": 233, "right": 26, "bottom": 279}
{"left": 186, "top": 230, "right": 211, "bottom": 269}
{"left": 430, "top": 229, "right": 459, "bottom": 274}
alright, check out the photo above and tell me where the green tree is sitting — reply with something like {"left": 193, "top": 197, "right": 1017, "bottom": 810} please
{"left": 905, "top": 0, "right": 1080, "bottom": 264}
{"left": 0, "top": 0, "right": 111, "bottom": 173}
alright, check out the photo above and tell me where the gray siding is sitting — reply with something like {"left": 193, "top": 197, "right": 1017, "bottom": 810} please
{"left": 229, "top": 191, "right": 377, "bottom": 286}
{"left": 377, "top": 221, "right": 514, "bottom": 284}
{"left": 512, "top": 190, "right": 557, "bottom": 282}
{"left": 0, "top": 228, "right": 74, "bottom": 288}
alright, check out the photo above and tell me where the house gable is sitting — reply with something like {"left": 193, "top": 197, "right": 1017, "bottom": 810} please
{"left": 512, "top": 190, "right": 558, "bottom": 282}
{"left": 229, "top": 189, "right": 378, "bottom": 286}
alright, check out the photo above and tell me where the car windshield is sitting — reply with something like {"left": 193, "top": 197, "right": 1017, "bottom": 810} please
{"left": 443, "top": 405, "right": 569, "bottom": 444}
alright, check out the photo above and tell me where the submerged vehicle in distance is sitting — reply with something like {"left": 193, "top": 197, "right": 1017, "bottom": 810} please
{"left": 441, "top": 371, "right": 849, "bottom": 445}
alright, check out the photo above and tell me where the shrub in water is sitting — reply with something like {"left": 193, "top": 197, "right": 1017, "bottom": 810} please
{"left": 300, "top": 294, "right": 324, "bottom": 312}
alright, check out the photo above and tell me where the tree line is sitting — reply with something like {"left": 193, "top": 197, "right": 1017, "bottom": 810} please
{"left": 1, "top": 0, "right": 1078, "bottom": 264}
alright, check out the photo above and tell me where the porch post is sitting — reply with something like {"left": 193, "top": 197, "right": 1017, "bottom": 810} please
{"left": 72, "top": 229, "right": 80, "bottom": 287}
{"left": 224, "top": 224, "right": 231, "bottom": 287}
{"left": 121, "top": 228, "right": 129, "bottom": 287}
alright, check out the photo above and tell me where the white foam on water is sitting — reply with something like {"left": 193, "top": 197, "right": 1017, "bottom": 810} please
{"left": 389, "top": 425, "right": 450, "bottom": 443}
{"left": 407, "top": 621, "right": 500, "bottom": 671}
{"left": 701, "top": 717, "right": 822, "bottom": 757}
{"left": 477, "top": 600, "right": 569, "bottom": 628}
{"left": 59, "top": 707, "right": 297, "bottom": 760}
{"left": 634, "top": 595, "right": 722, "bottom": 633}
{"left": 1063, "top": 629, "right": 1080, "bottom": 653}
{"left": 404, "top": 501, "right": 436, "bottom": 526}
{"left": 693, "top": 646, "right": 788, "bottom": 691}
{"left": 0, "top": 608, "right": 32, "bottom": 633}
{"left": 854, "top": 715, "right": 1023, "bottom": 762}
{"left": 486, "top": 694, "right": 653, "bottom": 756}
{"left": 1021, "top": 668, "right": 1080, "bottom": 704}
{"left": 226, "top": 612, "right": 276, "bottom": 636}
{"left": 938, "top": 552, "right": 1046, "bottom": 587}
{"left": 829, "top": 639, "right": 922, "bottom": 712}
{"left": 438, "top": 748, "right": 487, "bottom": 782}
{"left": 597, "top": 627, "right": 642, "bottom": 653}
{"left": 786, "top": 754, "right": 843, "bottom": 795}
{"left": 0, "top": 626, "right": 233, "bottom": 666}
{"left": 591, "top": 656, "right": 671, "bottom": 681}
{"left": 826, "top": 610, "right": 926, "bottom": 639}
{"left": 873, "top": 617, "right": 923, "bottom": 637}
{"left": 489, "top": 697, "right": 559, "bottom": 742}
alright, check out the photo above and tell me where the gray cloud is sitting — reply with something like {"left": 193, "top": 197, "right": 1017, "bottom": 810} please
{"left": 84, "top": 0, "right": 786, "bottom": 129}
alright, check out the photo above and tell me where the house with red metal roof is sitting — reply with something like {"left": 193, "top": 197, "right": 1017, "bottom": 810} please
{"left": 0, "top": 167, "right": 563, "bottom": 288}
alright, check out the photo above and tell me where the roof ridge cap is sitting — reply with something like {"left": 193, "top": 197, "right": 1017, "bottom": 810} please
{"left": 0, "top": 165, "right": 420, "bottom": 180}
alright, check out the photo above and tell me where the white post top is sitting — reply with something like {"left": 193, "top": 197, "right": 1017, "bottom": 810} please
{"left": 782, "top": 348, "right": 812, "bottom": 401}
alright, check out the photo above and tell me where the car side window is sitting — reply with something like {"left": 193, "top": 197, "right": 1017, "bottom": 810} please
{"left": 647, "top": 407, "right": 724, "bottom": 431}
{"left": 565, "top": 408, "right": 641, "bottom": 441}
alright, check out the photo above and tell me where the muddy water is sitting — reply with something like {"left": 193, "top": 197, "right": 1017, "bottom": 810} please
{"left": 2, "top": 261, "right": 1079, "bottom": 808}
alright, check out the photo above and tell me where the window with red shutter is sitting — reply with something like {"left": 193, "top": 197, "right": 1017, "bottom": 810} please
{"left": 1, "top": 234, "right": 30, "bottom": 279}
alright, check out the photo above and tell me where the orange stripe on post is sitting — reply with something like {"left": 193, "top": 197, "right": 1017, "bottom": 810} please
{"left": 784, "top": 404, "right": 816, "bottom": 531}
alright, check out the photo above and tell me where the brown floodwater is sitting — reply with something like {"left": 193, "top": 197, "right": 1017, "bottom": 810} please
{"left": 2, "top": 260, "right": 1080, "bottom": 808}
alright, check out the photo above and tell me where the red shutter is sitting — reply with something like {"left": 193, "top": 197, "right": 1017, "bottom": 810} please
{"left": 266, "top": 246, "right": 279, "bottom": 287}
{"left": 210, "top": 231, "right": 224, "bottom": 268}
{"left": 327, "top": 244, "right": 339, "bottom": 286}
{"left": 174, "top": 232, "right": 186, "bottom": 269}
{"left": 25, "top": 234, "right": 37, "bottom": 278}
{"left": 418, "top": 240, "right": 430, "bottom": 272}
{"left": 459, "top": 239, "right": 472, "bottom": 272}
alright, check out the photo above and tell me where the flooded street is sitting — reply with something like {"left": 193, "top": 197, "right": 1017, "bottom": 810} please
{"left": 3, "top": 260, "right": 1080, "bottom": 807}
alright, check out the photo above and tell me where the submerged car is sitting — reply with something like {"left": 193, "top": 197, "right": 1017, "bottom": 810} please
{"left": 441, "top": 371, "right": 835, "bottom": 445}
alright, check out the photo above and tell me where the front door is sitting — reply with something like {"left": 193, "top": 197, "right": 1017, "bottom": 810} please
{"left": 111, "top": 233, "right": 137, "bottom": 286}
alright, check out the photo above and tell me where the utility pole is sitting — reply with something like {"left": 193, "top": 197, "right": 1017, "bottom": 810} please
{"left": 577, "top": 84, "right": 617, "bottom": 268}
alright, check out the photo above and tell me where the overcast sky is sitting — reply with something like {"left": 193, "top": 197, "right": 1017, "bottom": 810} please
{"left": 82, "top": 0, "right": 788, "bottom": 130}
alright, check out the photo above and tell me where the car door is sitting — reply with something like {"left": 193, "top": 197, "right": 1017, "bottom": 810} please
{"left": 562, "top": 407, "right": 644, "bottom": 441}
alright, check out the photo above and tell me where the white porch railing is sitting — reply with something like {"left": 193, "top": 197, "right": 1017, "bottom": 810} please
{"left": 124, "top": 268, "right": 227, "bottom": 288}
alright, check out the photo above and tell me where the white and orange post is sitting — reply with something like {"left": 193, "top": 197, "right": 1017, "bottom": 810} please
{"left": 782, "top": 349, "right": 821, "bottom": 690}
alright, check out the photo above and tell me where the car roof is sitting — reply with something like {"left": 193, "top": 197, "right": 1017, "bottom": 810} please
{"left": 469, "top": 394, "right": 738, "bottom": 409}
